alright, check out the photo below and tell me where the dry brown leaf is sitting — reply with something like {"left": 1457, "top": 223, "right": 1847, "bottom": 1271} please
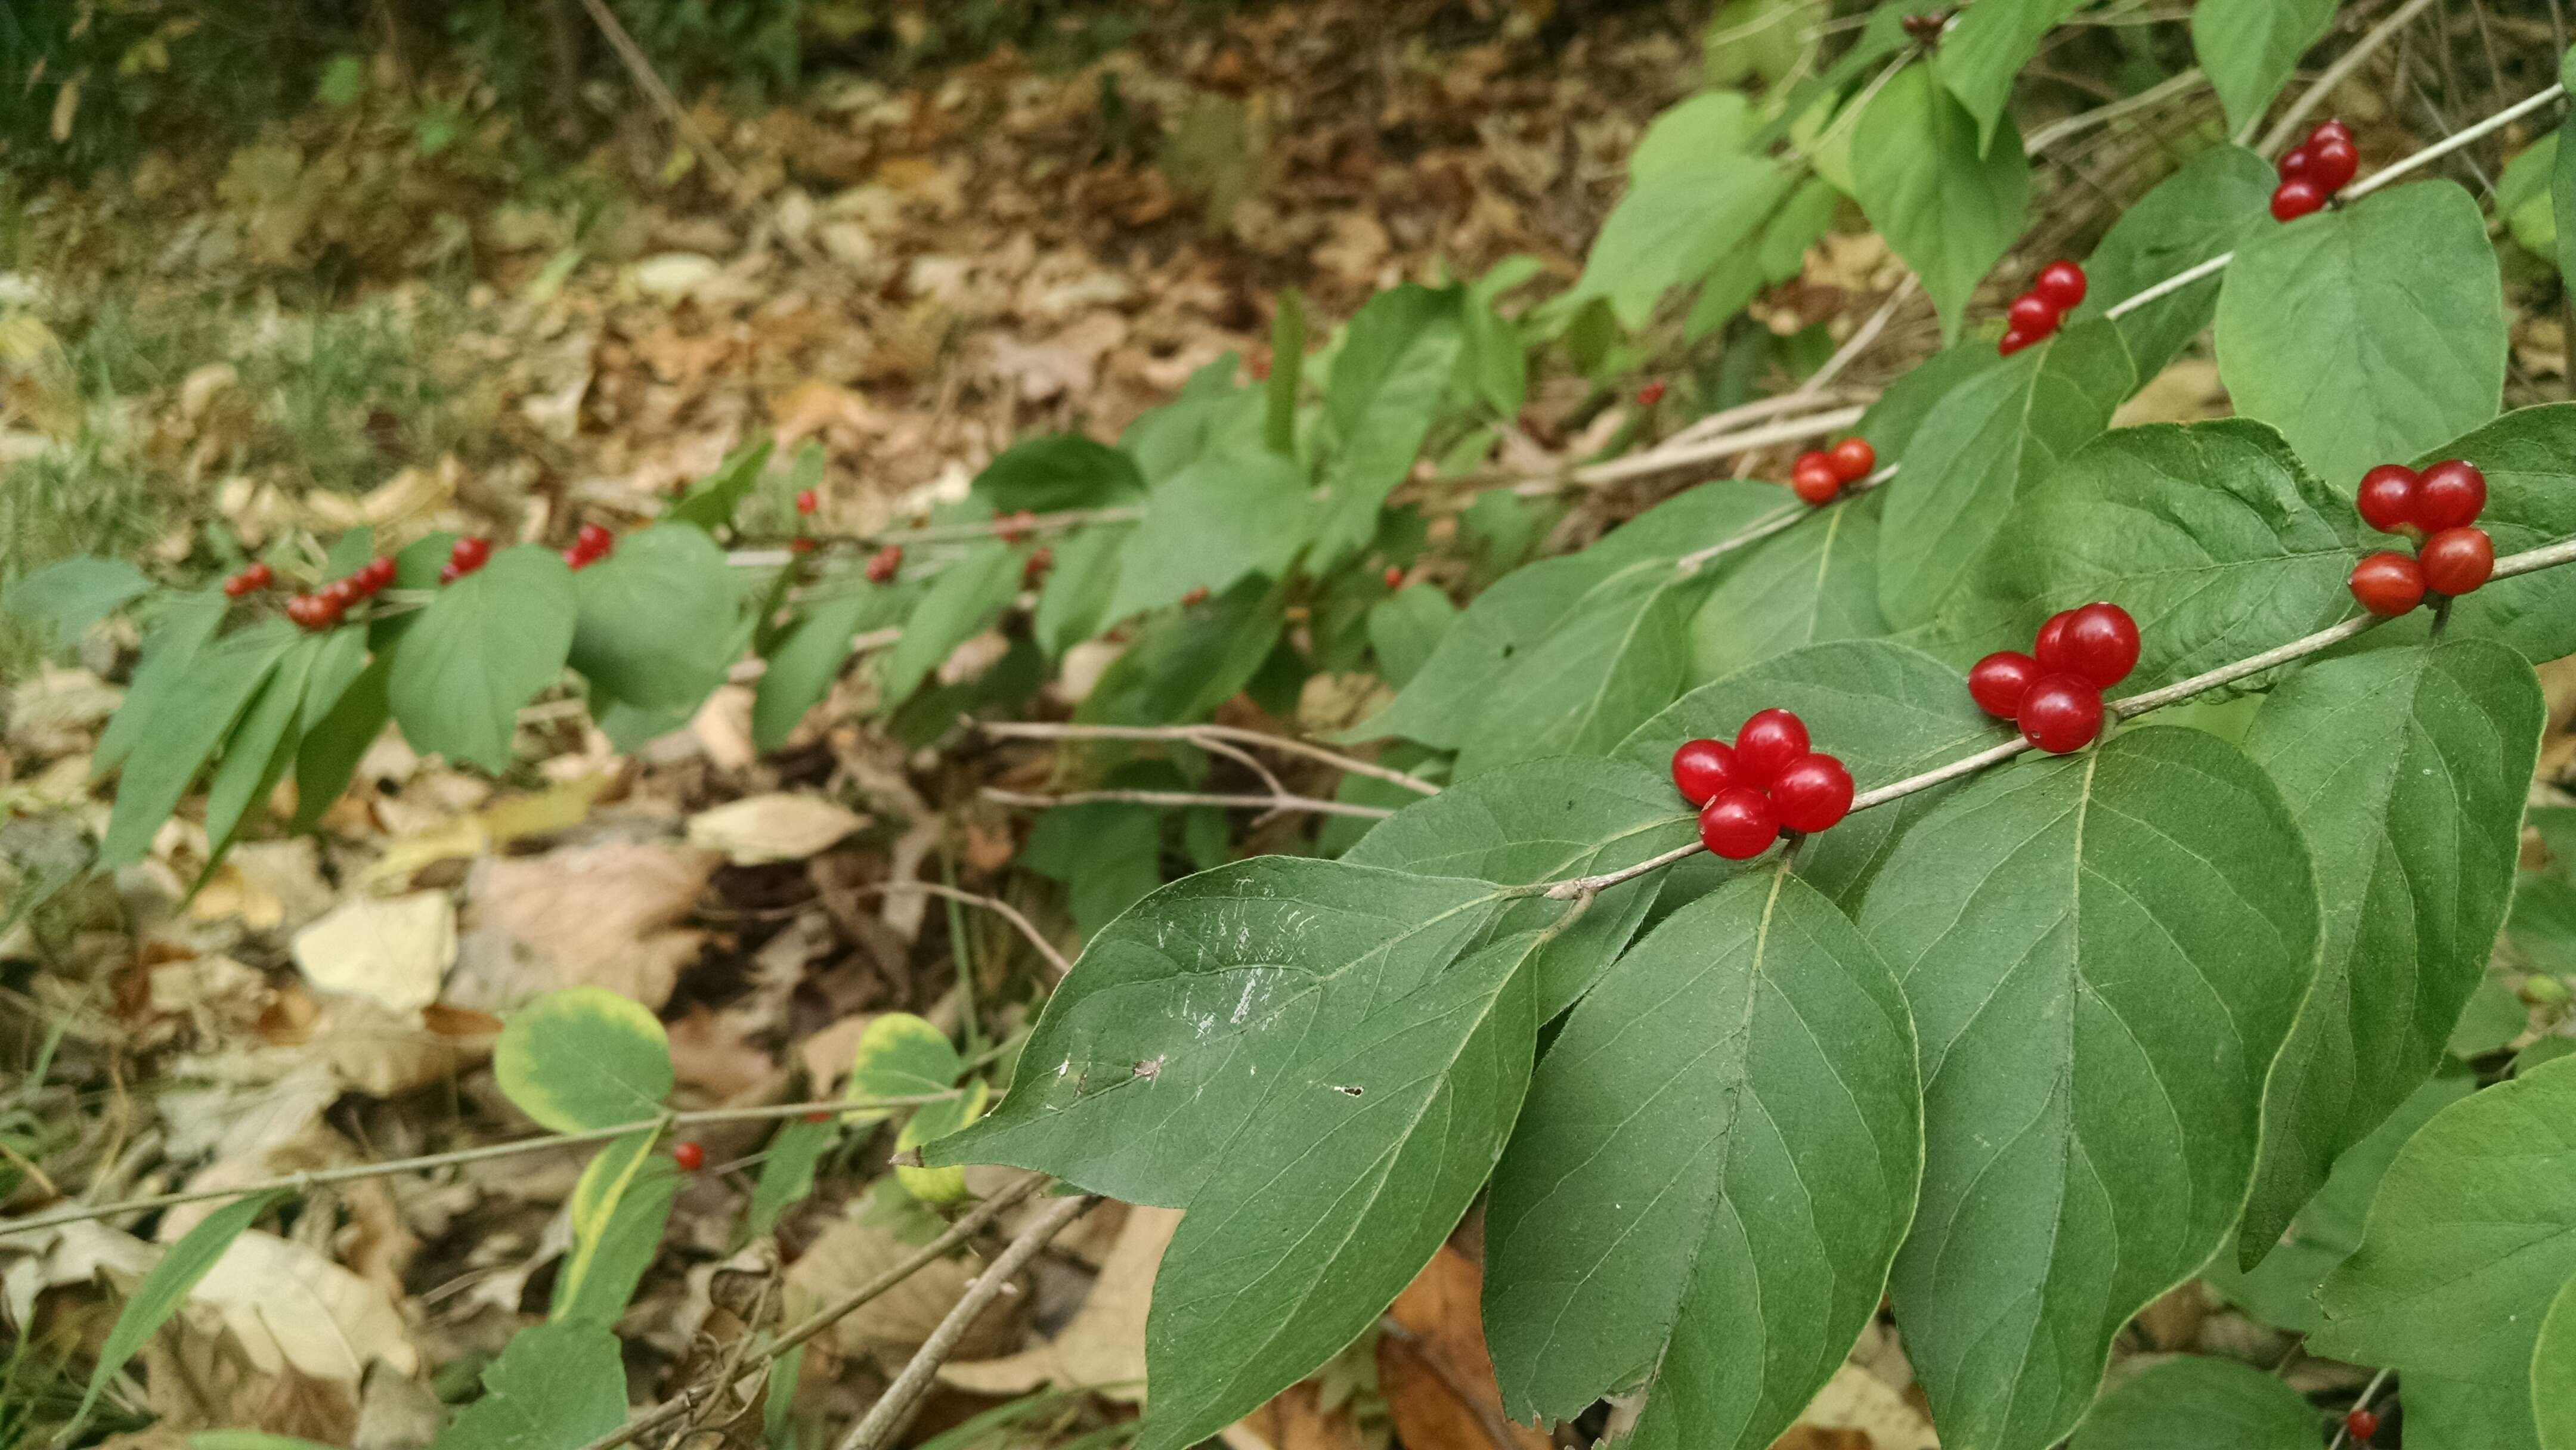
{"left": 1227, "top": 1380, "right": 1367, "bottom": 1450}
{"left": 309, "top": 994, "right": 479, "bottom": 1099}
{"left": 1795, "top": 1364, "right": 1936, "bottom": 1450}
{"left": 667, "top": 1002, "right": 781, "bottom": 1097}
{"left": 941, "top": 1204, "right": 1177, "bottom": 1400}
{"left": 455, "top": 838, "right": 716, "bottom": 1011}
{"left": 686, "top": 792, "right": 871, "bottom": 865}
{"left": 1374, "top": 1245, "right": 1549, "bottom": 1450}
{"left": 787, "top": 1219, "right": 1027, "bottom": 1370}
{"left": 1, "top": 1220, "right": 155, "bottom": 1326}
{"left": 290, "top": 891, "right": 456, "bottom": 1013}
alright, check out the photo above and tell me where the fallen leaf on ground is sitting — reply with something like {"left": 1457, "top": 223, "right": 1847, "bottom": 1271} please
{"left": 186, "top": 1228, "right": 420, "bottom": 1383}
{"left": 1225, "top": 1380, "right": 1366, "bottom": 1450}
{"left": 289, "top": 890, "right": 456, "bottom": 1013}
{"left": 1796, "top": 1362, "right": 1936, "bottom": 1450}
{"left": 1375, "top": 1244, "right": 1550, "bottom": 1450}
{"left": 942, "top": 1204, "right": 1176, "bottom": 1400}
{"left": 786, "top": 1219, "right": 1026, "bottom": 1370}
{"left": 454, "top": 838, "right": 716, "bottom": 1011}
{"left": 686, "top": 792, "right": 871, "bottom": 865}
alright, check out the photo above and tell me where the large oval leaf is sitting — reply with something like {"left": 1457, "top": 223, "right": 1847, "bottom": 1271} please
{"left": 1853, "top": 63, "right": 2029, "bottom": 337}
{"left": 2191, "top": 0, "right": 2336, "bottom": 138}
{"left": 2065, "top": 1355, "right": 2318, "bottom": 1450}
{"left": 493, "top": 987, "right": 676, "bottom": 1133}
{"left": 1688, "top": 500, "right": 1886, "bottom": 683}
{"left": 1933, "top": 0, "right": 2085, "bottom": 153}
{"left": 1108, "top": 445, "right": 1314, "bottom": 621}
{"left": 567, "top": 523, "right": 742, "bottom": 711}
{"left": 2069, "top": 144, "right": 2277, "bottom": 377}
{"left": 1482, "top": 868, "right": 1920, "bottom": 1450}
{"left": 1857, "top": 727, "right": 2319, "bottom": 1450}
{"left": 386, "top": 544, "right": 576, "bottom": 772}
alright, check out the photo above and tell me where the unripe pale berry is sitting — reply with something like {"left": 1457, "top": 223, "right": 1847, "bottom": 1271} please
{"left": 1968, "top": 650, "right": 2041, "bottom": 719}
{"left": 2414, "top": 460, "right": 2487, "bottom": 530}
{"left": 2018, "top": 675, "right": 2104, "bottom": 754}
{"left": 1671, "top": 738, "right": 1739, "bottom": 805}
{"left": 2348, "top": 550, "right": 2427, "bottom": 616}
{"left": 1733, "top": 708, "right": 1810, "bottom": 785}
{"left": 1770, "top": 753, "right": 1854, "bottom": 833}
{"left": 1698, "top": 787, "right": 1780, "bottom": 860}
{"left": 2355, "top": 464, "right": 2419, "bottom": 534}
{"left": 2419, "top": 525, "right": 2494, "bottom": 596}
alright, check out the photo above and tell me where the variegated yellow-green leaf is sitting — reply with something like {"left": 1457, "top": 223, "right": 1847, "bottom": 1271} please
{"left": 896, "top": 1079, "right": 990, "bottom": 1204}
{"left": 493, "top": 987, "right": 674, "bottom": 1133}
{"left": 841, "top": 1012, "right": 962, "bottom": 1127}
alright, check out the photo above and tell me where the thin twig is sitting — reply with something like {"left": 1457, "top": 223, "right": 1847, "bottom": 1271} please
{"left": 843, "top": 882, "right": 1072, "bottom": 977}
{"left": 983, "top": 786, "right": 1395, "bottom": 821}
{"left": 979, "top": 721, "right": 1442, "bottom": 795}
{"left": 1554, "top": 405, "right": 1869, "bottom": 493}
{"left": 574, "top": 0, "right": 747, "bottom": 194}
{"left": 2027, "top": 67, "right": 2207, "bottom": 153}
{"left": 2345, "top": 82, "right": 2568, "bottom": 200}
{"left": 729, "top": 506, "right": 1148, "bottom": 568}
{"left": 1671, "top": 463, "right": 1900, "bottom": 575}
{"left": 2255, "top": 0, "right": 2444, "bottom": 154}
{"left": 835, "top": 1192, "right": 1098, "bottom": 1450}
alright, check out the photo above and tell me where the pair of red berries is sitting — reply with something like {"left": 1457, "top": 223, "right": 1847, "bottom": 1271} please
{"left": 1636, "top": 380, "right": 1667, "bottom": 407}
{"left": 2348, "top": 459, "right": 2495, "bottom": 615}
{"left": 221, "top": 561, "right": 275, "bottom": 598}
{"left": 865, "top": 544, "right": 904, "bottom": 584}
{"left": 562, "top": 522, "right": 615, "bottom": 572}
{"left": 1789, "top": 437, "right": 1878, "bottom": 505}
{"left": 286, "top": 556, "right": 397, "bottom": 631}
{"left": 1969, "top": 601, "right": 2140, "bottom": 754}
{"left": 438, "top": 535, "right": 493, "bottom": 585}
{"left": 1998, "top": 261, "right": 2087, "bottom": 356}
{"left": 2271, "top": 120, "right": 2358, "bottom": 221}
{"left": 1670, "top": 709, "right": 1856, "bottom": 859}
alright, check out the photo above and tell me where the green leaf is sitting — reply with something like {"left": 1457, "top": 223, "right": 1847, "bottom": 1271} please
{"left": 1484, "top": 869, "right": 1919, "bottom": 1450}
{"left": 746, "top": 1117, "right": 835, "bottom": 1238}
{"left": 1020, "top": 795, "right": 1165, "bottom": 938}
{"left": 1853, "top": 64, "right": 2029, "bottom": 337}
{"left": 1852, "top": 338, "right": 2003, "bottom": 461}
{"left": 493, "top": 987, "right": 675, "bottom": 1132}
{"left": 921, "top": 858, "right": 1507, "bottom": 1206}
{"left": 1688, "top": 501, "right": 1885, "bottom": 681}
{"left": 1122, "top": 360, "right": 1262, "bottom": 485}
{"left": 753, "top": 590, "right": 899, "bottom": 753}
{"left": 1857, "top": 727, "right": 2320, "bottom": 1450}
{"left": 2193, "top": 0, "right": 2336, "bottom": 138}
{"left": 1457, "top": 278, "right": 1527, "bottom": 418}
{"left": 67, "top": 1189, "right": 285, "bottom": 1440}
{"left": 2449, "top": 975, "right": 2529, "bottom": 1059}
{"left": 292, "top": 653, "right": 389, "bottom": 832}
{"left": 1074, "top": 577, "right": 1284, "bottom": 726}
{"left": 2538, "top": 1270, "right": 2576, "bottom": 1449}
{"left": 2317, "top": 1058, "right": 2576, "bottom": 1449}
{"left": 429, "top": 1319, "right": 628, "bottom": 1450}
{"left": 664, "top": 440, "right": 773, "bottom": 532}
{"left": 1949, "top": 419, "right": 2362, "bottom": 692}
{"left": 1314, "top": 285, "right": 1465, "bottom": 563}
{"left": 1107, "top": 447, "right": 1313, "bottom": 621}
{"left": 2, "top": 555, "right": 149, "bottom": 653}
{"left": 2500, "top": 133, "right": 2559, "bottom": 261}
{"left": 1569, "top": 93, "right": 1795, "bottom": 327}
{"left": 1034, "top": 522, "right": 1131, "bottom": 655}
{"left": 2069, "top": 144, "right": 2278, "bottom": 377}
{"left": 879, "top": 543, "right": 1024, "bottom": 704}
{"left": 553, "top": 1131, "right": 679, "bottom": 1326}
{"left": 895, "top": 1079, "right": 988, "bottom": 1203}
{"left": 1343, "top": 755, "right": 1695, "bottom": 1018}
{"left": 1875, "top": 317, "right": 2135, "bottom": 626}
{"left": 2066, "top": 1355, "right": 2320, "bottom": 1450}
{"left": 2234, "top": 640, "right": 2541, "bottom": 1265}
{"left": 2215, "top": 179, "right": 2507, "bottom": 491}
{"left": 568, "top": 523, "right": 741, "bottom": 711}
{"left": 94, "top": 588, "right": 227, "bottom": 777}
{"left": 841, "top": 1012, "right": 962, "bottom": 1126}
{"left": 1266, "top": 289, "right": 1307, "bottom": 454}
{"left": 1366, "top": 584, "right": 1456, "bottom": 689}
{"left": 1933, "top": 0, "right": 2086, "bottom": 153}
{"left": 2557, "top": 54, "right": 2576, "bottom": 286}
{"left": 1136, "top": 924, "right": 1550, "bottom": 1450}
{"left": 1349, "top": 553, "right": 1627, "bottom": 749}
{"left": 100, "top": 621, "right": 297, "bottom": 867}
{"left": 1757, "top": 176, "right": 1842, "bottom": 283}
{"left": 971, "top": 435, "right": 1148, "bottom": 513}
{"left": 386, "top": 544, "right": 576, "bottom": 772}
{"left": 200, "top": 633, "right": 317, "bottom": 859}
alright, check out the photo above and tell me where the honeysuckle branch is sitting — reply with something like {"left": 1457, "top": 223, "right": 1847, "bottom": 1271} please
{"left": 0, "top": 1093, "right": 959, "bottom": 1239}
{"left": 977, "top": 720, "right": 1443, "bottom": 795}
{"left": 729, "top": 506, "right": 1147, "bottom": 568}
{"left": 1672, "top": 463, "right": 1902, "bottom": 575}
{"left": 1546, "top": 404, "right": 1872, "bottom": 494}
{"left": 982, "top": 786, "right": 1395, "bottom": 822}
{"left": 1541, "top": 531, "right": 2576, "bottom": 901}
{"left": 835, "top": 1191, "right": 1100, "bottom": 1450}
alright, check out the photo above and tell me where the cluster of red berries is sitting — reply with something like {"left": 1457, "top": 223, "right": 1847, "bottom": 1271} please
{"left": 286, "top": 556, "right": 397, "bottom": 631}
{"left": 1670, "top": 709, "right": 1855, "bottom": 859}
{"left": 1789, "top": 438, "right": 1877, "bottom": 505}
{"left": 221, "top": 561, "right": 275, "bottom": 597}
{"left": 438, "top": 535, "right": 493, "bottom": 584}
{"left": 1636, "top": 380, "right": 1666, "bottom": 407}
{"left": 1968, "top": 601, "right": 2139, "bottom": 754}
{"left": 866, "top": 544, "right": 903, "bottom": 584}
{"left": 2271, "top": 119, "right": 2358, "bottom": 221}
{"left": 562, "top": 522, "right": 614, "bottom": 572}
{"left": 2347, "top": 459, "right": 2494, "bottom": 616}
{"left": 1998, "top": 261, "right": 2086, "bottom": 356}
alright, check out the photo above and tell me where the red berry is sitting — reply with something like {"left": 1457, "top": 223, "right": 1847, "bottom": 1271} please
{"left": 1636, "top": 381, "right": 1666, "bottom": 407}
{"left": 2277, "top": 145, "right": 2313, "bottom": 182}
{"left": 2018, "top": 675, "right": 2104, "bottom": 754}
{"left": 438, "top": 562, "right": 462, "bottom": 585}
{"left": 1383, "top": 565, "right": 1405, "bottom": 588}
{"left": 243, "top": 561, "right": 273, "bottom": 591}
{"left": 1792, "top": 449, "right": 1832, "bottom": 476}
{"left": 449, "top": 536, "right": 491, "bottom": 571}
{"left": 1828, "top": 437, "right": 1877, "bottom": 483}
{"left": 1698, "top": 787, "right": 1781, "bottom": 861}
{"left": 804, "top": 1110, "right": 834, "bottom": 1124}
{"left": 2348, "top": 551, "right": 2428, "bottom": 616}
{"left": 2033, "top": 609, "right": 2078, "bottom": 673}
{"left": 2033, "top": 261, "right": 2087, "bottom": 310}
{"left": 2006, "top": 293, "right": 2060, "bottom": 335}
{"left": 2271, "top": 180, "right": 2327, "bottom": 221}
{"left": 672, "top": 1141, "right": 705, "bottom": 1171}
{"left": 1182, "top": 585, "right": 1210, "bottom": 606}
{"left": 320, "top": 577, "right": 362, "bottom": 612}
{"left": 1024, "top": 547, "right": 1054, "bottom": 585}
{"left": 1791, "top": 458, "right": 1843, "bottom": 506}
{"left": 2308, "top": 137, "right": 2358, "bottom": 192}
{"left": 795, "top": 488, "right": 818, "bottom": 515}
{"left": 2415, "top": 460, "right": 2487, "bottom": 530}
{"left": 866, "top": 545, "right": 903, "bottom": 584}
{"left": 1997, "top": 326, "right": 2036, "bottom": 357}
{"left": 223, "top": 571, "right": 256, "bottom": 598}
{"left": 575, "top": 522, "right": 614, "bottom": 557}
{"left": 995, "top": 509, "right": 1036, "bottom": 544}
{"left": 1671, "top": 738, "right": 1740, "bottom": 806}
{"left": 2355, "top": 464, "right": 2420, "bottom": 534}
{"left": 357, "top": 556, "right": 395, "bottom": 594}
{"left": 1969, "top": 650, "right": 2041, "bottom": 720}
{"left": 2420, "top": 526, "right": 2495, "bottom": 596}
{"left": 2058, "top": 602, "right": 2140, "bottom": 689}
{"left": 1771, "top": 752, "right": 1854, "bottom": 834}
{"left": 2345, "top": 1408, "right": 2379, "bottom": 1441}
{"left": 283, "top": 594, "right": 318, "bottom": 629}
{"left": 2311, "top": 119, "right": 2354, "bottom": 148}
{"left": 1733, "top": 708, "right": 1810, "bottom": 785}
{"left": 791, "top": 537, "right": 817, "bottom": 554}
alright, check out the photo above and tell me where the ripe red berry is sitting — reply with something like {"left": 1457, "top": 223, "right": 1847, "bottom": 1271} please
{"left": 575, "top": 522, "right": 614, "bottom": 557}
{"left": 1182, "top": 585, "right": 1210, "bottom": 606}
{"left": 2415, "top": 460, "right": 2487, "bottom": 530}
{"left": 2006, "top": 293, "right": 2060, "bottom": 335}
{"left": 866, "top": 545, "right": 903, "bottom": 584}
{"left": 223, "top": 571, "right": 256, "bottom": 598}
{"left": 2271, "top": 179, "right": 2327, "bottom": 221}
{"left": 2420, "top": 526, "right": 2495, "bottom": 596}
{"left": 1698, "top": 787, "right": 1781, "bottom": 860}
{"left": 320, "top": 577, "right": 362, "bottom": 613}
{"left": 2057, "top": 603, "right": 2140, "bottom": 689}
{"left": 1828, "top": 437, "right": 1877, "bottom": 482}
{"left": 1383, "top": 565, "right": 1405, "bottom": 588}
{"left": 2311, "top": 119, "right": 2353, "bottom": 147}
{"left": 2018, "top": 675, "right": 2104, "bottom": 754}
{"left": 1670, "top": 738, "right": 1739, "bottom": 806}
{"left": 243, "top": 561, "right": 273, "bottom": 590}
{"left": 449, "top": 536, "right": 491, "bottom": 570}
{"left": 804, "top": 1110, "right": 834, "bottom": 1124}
{"left": 1771, "top": 752, "right": 1854, "bottom": 833}
{"left": 2277, "top": 145, "right": 2312, "bottom": 182}
{"left": 790, "top": 537, "right": 817, "bottom": 554}
{"left": 283, "top": 594, "right": 320, "bottom": 629}
{"left": 438, "top": 562, "right": 461, "bottom": 584}
{"left": 2348, "top": 550, "right": 2428, "bottom": 616}
{"left": 1733, "top": 708, "right": 1810, "bottom": 785}
{"left": 357, "top": 556, "right": 395, "bottom": 594}
{"left": 1024, "top": 547, "right": 1053, "bottom": 585}
{"left": 2033, "top": 261, "right": 2086, "bottom": 310}
{"left": 672, "top": 1141, "right": 705, "bottom": 1171}
{"left": 2308, "top": 137, "right": 2358, "bottom": 192}
{"left": 1997, "top": 326, "right": 2036, "bottom": 357}
{"left": 2345, "top": 1408, "right": 2379, "bottom": 1441}
{"left": 795, "top": 488, "right": 818, "bottom": 515}
{"left": 2033, "top": 609, "right": 2078, "bottom": 673}
{"left": 1969, "top": 650, "right": 2041, "bottom": 720}
{"left": 1636, "top": 381, "right": 1665, "bottom": 407}
{"left": 1791, "top": 457, "right": 1843, "bottom": 506}
{"left": 2355, "top": 464, "right": 2420, "bottom": 534}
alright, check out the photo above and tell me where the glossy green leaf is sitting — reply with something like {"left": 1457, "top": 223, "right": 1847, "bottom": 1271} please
{"left": 1314, "top": 285, "right": 1464, "bottom": 562}
{"left": 67, "top": 1189, "right": 285, "bottom": 1440}
{"left": 1569, "top": 93, "right": 1795, "bottom": 327}
{"left": 3, "top": 554, "right": 150, "bottom": 653}
{"left": 1137, "top": 924, "right": 1549, "bottom": 1450}
{"left": 878, "top": 542, "right": 1023, "bottom": 704}
{"left": 842, "top": 1012, "right": 962, "bottom": 1126}
{"left": 753, "top": 589, "right": 901, "bottom": 753}
{"left": 100, "top": 620, "right": 296, "bottom": 867}
{"left": 663, "top": 439, "right": 772, "bottom": 532}
{"left": 1689, "top": 501, "right": 1885, "bottom": 681}
{"left": 1853, "top": 64, "right": 2029, "bottom": 337}
{"left": 1934, "top": 0, "right": 2086, "bottom": 153}
{"left": 2192, "top": 0, "right": 2336, "bottom": 138}
{"left": 922, "top": 857, "right": 1506, "bottom": 1207}
{"left": 1343, "top": 755, "right": 1694, "bottom": 1018}
{"left": 2537, "top": 1269, "right": 2576, "bottom": 1449}
{"left": 970, "top": 435, "right": 1147, "bottom": 513}
{"left": 2069, "top": 144, "right": 2278, "bottom": 377}
{"left": 2066, "top": 1355, "right": 2318, "bottom": 1450}
{"left": 1857, "top": 727, "right": 2319, "bottom": 1450}
{"left": 386, "top": 544, "right": 576, "bottom": 772}
{"left": 1875, "top": 317, "right": 2135, "bottom": 626}
{"left": 2215, "top": 179, "right": 2506, "bottom": 490}
{"left": 1484, "top": 869, "right": 1919, "bottom": 1450}
{"left": 568, "top": 523, "right": 740, "bottom": 711}
{"left": 2317, "top": 1058, "right": 2576, "bottom": 1449}
{"left": 428, "top": 1319, "right": 627, "bottom": 1450}
{"left": 1108, "top": 447, "right": 1314, "bottom": 621}
{"left": 493, "top": 987, "right": 675, "bottom": 1133}
{"left": 2236, "top": 640, "right": 2541, "bottom": 1263}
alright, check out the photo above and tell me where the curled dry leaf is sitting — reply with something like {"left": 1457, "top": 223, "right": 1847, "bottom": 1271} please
{"left": 686, "top": 791, "right": 871, "bottom": 865}
{"left": 184, "top": 1229, "right": 420, "bottom": 1384}
{"left": 0, "top": 1220, "right": 156, "bottom": 1327}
